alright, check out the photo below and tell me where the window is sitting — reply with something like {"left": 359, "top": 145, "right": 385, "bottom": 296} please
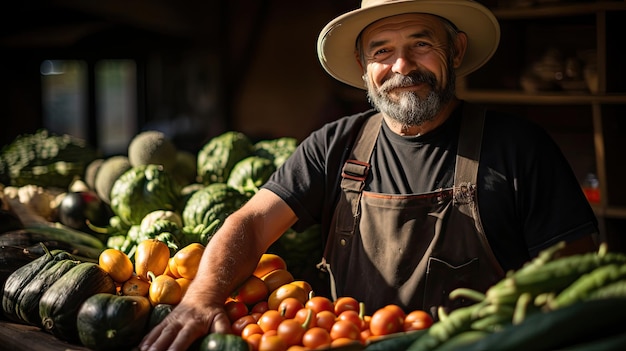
{"left": 41, "top": 59, "right": 137, "bottom": 155}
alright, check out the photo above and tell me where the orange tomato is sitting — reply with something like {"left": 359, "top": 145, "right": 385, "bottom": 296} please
{"left": 330, "top": 319, "right": 361, "bottom": 341}
{"left": 331, "top": 337, "right": 362, "bottom": 348}
{"left": 261, "top": 268, "right": 294, "bottom": 293}
{"left": 277, "top": 297, "right": 305, "bottom": 319}
{"left": 403, "top": 310, "right": 434, "bottom": 331}
{"left": 369, "top": 305, "right": 404, "bottom": 336}
{"left": 225, "top": 299, "right": 249, "bottom": 323}
{"left": 305, "top": 296, "right": 335, "bottom": 315}
{"left": 246, "top": 333, "right": 262, "bottom": 351}
{"left": 135, "top": 239, "right": 170, "bottom": 281}
{"left": 98, "top": 248, "right": 134, "bottom": 283}
{"left": 267, "top": 283, "right": 308, "bottom": 310}
{"left": 241, "top": 323, "right": 264, "bottom": 340}
{"left": 337, "top": 310, "right": 364, "bottom": 330}
{"left": 173, "top": 242, "right": 205, "bottom": 279}
{"left": 315, "top": 310, "right": 337, "bottom": 332}
{"left": 257, "top": 309, "right": 285, "bottom": 333}
{"left": 258, "top": 333, "right": 287, "bottom": 351}
{"left": 253, "top": 253, "right": 287, "bottom": 278}
{"left": 121, "top": 274, "right": 150, "bottom": 296}
{"left": 301, "top": 327, "right": 332, "bottom": 349}
{"left": 294, "top": 308, "right": 317, "bottom": 329}
{"left": 148, "top": 274, "right": 182, "bottom": 306}
{"left": 232, "top": 275, "right": 269, "bottom": 306}
{"left": 334, "top": 296, "right": 360, "bottom": 316}
{"left": 277, "top": 318, "right": 306, "bottom": 347}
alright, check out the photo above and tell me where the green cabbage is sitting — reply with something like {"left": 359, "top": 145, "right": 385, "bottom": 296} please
{"left": 254, "top": 137, "right": 298, "bottom": 168}
{"left": 109, "top": 164, "right": 181, "bottom": 226}
{"left": 197, "top": 131, "right": 254, "bottom": 185}
{"left": 227, "top": 156, "right": 276, "bottom": 195}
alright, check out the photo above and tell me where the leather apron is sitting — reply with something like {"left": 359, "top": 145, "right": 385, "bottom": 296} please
{"left": 319, "top": 103, "right": 505, "bottom": 317}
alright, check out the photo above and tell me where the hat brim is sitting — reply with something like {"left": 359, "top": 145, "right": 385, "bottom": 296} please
{"left": 317, "top": 0, "right": 500, "bottom": 89}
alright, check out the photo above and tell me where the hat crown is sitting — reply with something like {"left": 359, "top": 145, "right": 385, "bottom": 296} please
{"left": 362, "top": 0, "right": 408, "bottom": 8}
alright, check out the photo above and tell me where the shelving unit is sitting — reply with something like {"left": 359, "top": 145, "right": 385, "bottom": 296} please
{"left": 458, "top": 1, "right": 626, "bottom": 252}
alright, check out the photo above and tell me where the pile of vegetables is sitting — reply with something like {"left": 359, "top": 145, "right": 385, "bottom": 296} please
{"left": 2, "top": 128, "right": 626, "bottom": 351}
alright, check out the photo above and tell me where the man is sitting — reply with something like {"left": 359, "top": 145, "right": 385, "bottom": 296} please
{"left": 140, "top": 0, "right": 598, "bottom": 350}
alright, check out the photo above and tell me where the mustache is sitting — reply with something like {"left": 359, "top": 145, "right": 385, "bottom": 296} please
{"left": 380, "top": 71, "right": 437, "bottom": 93}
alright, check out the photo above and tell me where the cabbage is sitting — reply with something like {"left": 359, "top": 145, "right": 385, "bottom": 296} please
{"left": 109, "top": 164, "right": 181, "bottom": 226}
{"left": 254, "top": 137, "right": 298, "bottom": 168}
{"left": 197, "top": 131, "right": 254, "bottom": 185}
{"left": 227, "top": 156, "right": 276, "bottom": 195}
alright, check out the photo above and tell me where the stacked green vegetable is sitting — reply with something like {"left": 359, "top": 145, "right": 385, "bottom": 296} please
{"left": 0, "top": 129, "right": 99, "bottom": 189}
{"left": 372, "top": 242, "right": 626, "bottom": 351}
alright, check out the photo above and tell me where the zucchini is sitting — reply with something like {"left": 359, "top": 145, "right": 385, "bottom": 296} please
{"left": 39, "top": 262, "right": 116, "bottom": 343}
{"left": 2, "top": 247, "right": 74, "bottom": 323}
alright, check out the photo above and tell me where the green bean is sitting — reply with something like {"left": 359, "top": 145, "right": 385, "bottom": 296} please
{"left": 586, "top": 278, "right": 626, "bottom": 300}
{"left": 551, "top": 263, "right": 626, "bottom": 309}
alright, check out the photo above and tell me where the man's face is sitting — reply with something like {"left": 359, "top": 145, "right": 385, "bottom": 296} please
{"left": 360, "top": 13, "right": 457, "bottom": 127}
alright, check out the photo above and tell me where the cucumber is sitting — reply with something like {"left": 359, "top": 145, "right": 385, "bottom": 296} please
{"left": 462, "top": 298, "right": 626, "bottom": 351}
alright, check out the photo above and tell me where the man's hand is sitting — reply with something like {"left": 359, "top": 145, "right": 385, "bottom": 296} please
{"left": 139, "top": 301, "right": 232, "bottom": 351}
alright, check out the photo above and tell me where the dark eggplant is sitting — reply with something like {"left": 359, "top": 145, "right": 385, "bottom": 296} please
{"left": 58, "top": 191, "right": 110, "bottom": 233}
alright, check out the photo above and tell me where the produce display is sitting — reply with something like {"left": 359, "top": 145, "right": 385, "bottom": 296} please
{"left": 1, "top": 129, "right": 625, "bottom": 350}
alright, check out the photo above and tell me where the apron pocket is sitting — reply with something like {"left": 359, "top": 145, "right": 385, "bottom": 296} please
{"left": 423, "top": 257, "right": 478, "bottom": 319}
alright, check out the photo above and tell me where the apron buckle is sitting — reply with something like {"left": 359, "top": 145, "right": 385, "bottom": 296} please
{"left": 342, "top": 159, "right": 370, "bottom": 181}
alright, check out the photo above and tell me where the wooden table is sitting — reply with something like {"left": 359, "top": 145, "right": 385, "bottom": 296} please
{"left": 0, "top": 319, "right": 91, "bottom": 351}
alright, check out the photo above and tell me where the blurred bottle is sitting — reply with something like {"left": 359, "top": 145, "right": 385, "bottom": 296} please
{"left": 582, "top": 173, "right": 600, "bottom": 204}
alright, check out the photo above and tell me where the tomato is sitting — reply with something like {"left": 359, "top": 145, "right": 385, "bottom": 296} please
{"left": 277, "top": 297, "right": 304, "bottom": 319}
{"left": 330, "top": 319, "right": 361, "bottom": 341}
{"left": 231, "top": 314, "right": 257, "bottom": 336}
{"left": 246, "top": 333, "right": 262, "bottom": 351}
{"left": 253, "top": 253, "right": 287, "bottom": 278}
{"left": 383, "top": 304, "right": 406, "bottom": 321}
{"left": 305, "top": 296, "right": 334, "bottom": 315}
{"left": 241, "top": 322, "right": 264, "bottom": 340}
{"left": 98, "top": 248, "right": 134, "bottom": 283}
{"left": 315, "top": 310, "right": 337, "bottom": 332}
{"left": 173, "top": 242, "right": 205, "bottom": 279}
{"left": 277, "top": 318, "right": 306, "bottom": 347}
{"left": 261, "top": 268, "right": 294, "bottom": 293}
{"left": 294, "top": 308, "right": 317, "bottom": 329}
{"left": 337, "top": 310, "right": 364, "bottom": 330}
{"left": 267, "top": 283, "right": 308, "bottom": 310}
{"left": 403, "top": 310, "right": 434, "bottom": 331}
{"left": 331, "top": 337, "right": 362, "bottom": 348}
{"left": 257, "top": 309, "right": 285, "bottom": 333}
{"left": 301, "top": 327, "right": 332, "bottom": 349}
{"left": 121, "top": 274, "right": 150, "bottom": 296}
{"left": 225, "top": 299, "right": 249, "bottom": 323}
{"left": 251, "top": 301, "right": 269, "bottom": 314}
{"left": 232, "top": 275, "right": 269, "bottom": 306}
{"left": 334, "top": 296, "right": 360, "bottom": 316}
{"left": 148, "top": 274, "right": 182, "bottom": 306}
{"left": 368, "top": 305, "right": 404, "bottom": 336}
{"left": 259, "top": 333, "right": 287, "bottom": 351}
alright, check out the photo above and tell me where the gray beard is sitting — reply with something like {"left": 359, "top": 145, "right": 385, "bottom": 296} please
{"left": 366, "top": 69, "right": 455, "bottom": 127}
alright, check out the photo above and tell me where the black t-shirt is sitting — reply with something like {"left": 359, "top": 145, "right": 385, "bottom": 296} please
{"left": 263, "top": 102, "right": 598, "bottom": 271}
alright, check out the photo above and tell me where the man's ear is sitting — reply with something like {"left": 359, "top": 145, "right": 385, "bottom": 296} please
{"left": 355, "top": 51, "right": 365, "bottom": 73}
{"left": 453, "top": 32, "right": 468, "bottom": 69}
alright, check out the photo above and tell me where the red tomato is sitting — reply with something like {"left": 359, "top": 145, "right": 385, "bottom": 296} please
{"left": 231, "top": 314, "right": 257, "bottom": 336}
{"left": 302, "top": 327, "right": 332, "bottom": 349}
{"left": 294, "top": 308, "right": 317, "bottom": 329}
{"left": 403, "top": 310, "right": 434, "bottom": 331}
{"left": 334, "top": 296, "right": 360, "bottom": 316}
{"left": 306, "top": 296, "right": 335, "bottom": 315}
{"left": 251, "top": 300, "right": 269, "bottom": 313}
{"left": 369, "top": 306, "right": 404, "bottom": 336}
{"left": 232, "top": 275, "right": 269, "bottom": 306}
{"left": 224, "top": 299, "right": 249, "bottom": 323}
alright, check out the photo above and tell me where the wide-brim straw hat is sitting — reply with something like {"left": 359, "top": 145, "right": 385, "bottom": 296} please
{"left": 317, "top": 0, "right": 500, "bottom": 89}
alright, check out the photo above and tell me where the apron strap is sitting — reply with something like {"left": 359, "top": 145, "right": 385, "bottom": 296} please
{"left": 335, "top": 113, "right": 382, "bottom": 235}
